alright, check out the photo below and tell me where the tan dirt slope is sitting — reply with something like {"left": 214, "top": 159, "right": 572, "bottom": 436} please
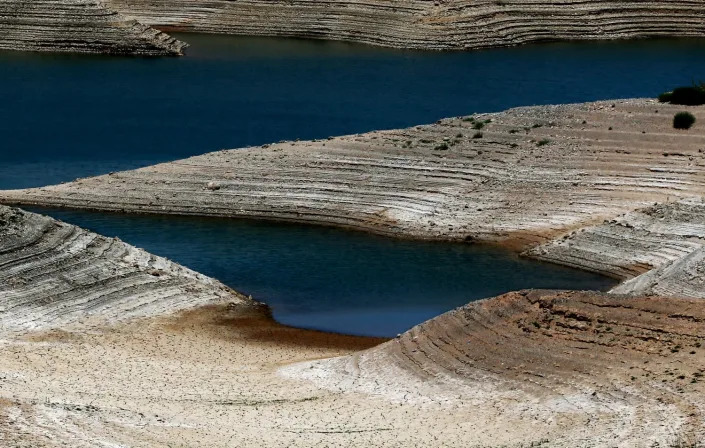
{"left": 284, "top": 290, "right": 705, "bottom": 446}
{"left": 529, "top": 198, "right": 705, "bottom": 279}
{"left": 105, "top": 0, "right": 705, "bottom": 50}
{"left": 0, "top": 0, "right": 186, "bottom": 55}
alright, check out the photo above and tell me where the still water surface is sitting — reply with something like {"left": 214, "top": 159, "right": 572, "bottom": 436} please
{"left": 5, "top": 35, "right": 697, "bottom": 335}
{"left": 1, "top": 35, "right": 704, "bottom": 188}
{"left": 31, "top": 208, "right": 617, "bottom": 337}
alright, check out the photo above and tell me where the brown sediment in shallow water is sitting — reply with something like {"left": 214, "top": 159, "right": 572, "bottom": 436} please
{"left": 164, "top": 303, "right": 388, "bottom": 351}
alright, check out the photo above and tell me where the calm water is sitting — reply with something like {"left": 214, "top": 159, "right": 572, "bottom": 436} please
{"left": 30, "top": 208, "right": 616, "bottom": 337}
{"left": 5, "top": 35, "right": 698, "bottom": 335}
{"left": 1, "top": 35, "right": 705, "bottom": 189}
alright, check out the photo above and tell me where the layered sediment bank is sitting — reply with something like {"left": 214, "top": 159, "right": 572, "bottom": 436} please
{"left": 0, "top": 0, "right": 186, "bottom": 55}
{"left": 530, "top": 198, "right": 705, "bottom": 279}
{"left": 2, "top": 271, "right": 703, "bottom": 445}
{"left": 0, "top": 205, "right": 250, "bottom": 335}
{"left": 105, "top": 0, "right": 705, "bottom": 50}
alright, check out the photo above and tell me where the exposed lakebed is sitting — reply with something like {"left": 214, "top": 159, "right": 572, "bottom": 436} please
{"left": 6, "top": 35, "right": 703, "bottom": 335}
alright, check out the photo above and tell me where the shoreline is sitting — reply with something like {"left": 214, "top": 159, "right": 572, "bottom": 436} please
{"left": 1, "top": 2, "right": 704, "bottom": 56}
{"left": 0, "top": 1, "right": 187, "bottom": 56}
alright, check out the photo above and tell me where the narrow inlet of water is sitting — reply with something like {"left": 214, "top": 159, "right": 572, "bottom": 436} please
{"left": 30, "top": 208, "right": 618, "bottom": 337}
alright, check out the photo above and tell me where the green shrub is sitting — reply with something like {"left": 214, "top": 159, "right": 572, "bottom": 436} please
{"left": 673, "top": 112, "right": 696, "bottom": 130}
{"left": 472, "top": 121, "right": 485, "bottom": 130}
{"left": 671, "top": 86, "right": 705, "bottom": 106}
{"left": 658, "top": 83, "right": 705, "bottom": 106}
{"left": 658, "top": 91, "right": 673, "bottom": 103}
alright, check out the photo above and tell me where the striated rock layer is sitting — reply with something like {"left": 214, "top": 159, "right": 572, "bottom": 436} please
{"left": 0, "top": 0, "right": 187, "bottom": 55}
{"left": 613, "top": 244, "right": 705, "bottom": 299}
{"left": 2, "top": 99, "right": 703, "bottom": 249}
{"left": 104, "top": 0, "right": 705, "bottom": 50}
{"left": 283, "top": 289, "right": 705, "bottom": 444}
{"left": 0, "top": 205, "right": 251, "bottom": 335}
{"left": 529, "top": 198, "right": 705, "bottom": 279}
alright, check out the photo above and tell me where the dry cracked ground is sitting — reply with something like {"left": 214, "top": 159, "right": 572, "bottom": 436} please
{"left": 1, "top": 100, "right": 705, "bottom": 446}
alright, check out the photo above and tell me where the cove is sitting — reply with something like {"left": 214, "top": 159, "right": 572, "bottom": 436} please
{"left": 1, "top": 35, "right": 705, "bottom": 190}
{"left": 29, "top": 207, "right": 617, "bottom": 337}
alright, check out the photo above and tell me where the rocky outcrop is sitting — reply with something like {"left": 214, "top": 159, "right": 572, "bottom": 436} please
{"left": 2, "top": 99, "right": 703, "bottom": 249}
{"left": 0, "top": 205, "right": 250, "bottom": 335}
{"left": 613, "top": 246, "right": 705, "bottom": 299}
{"left": 104, "top": 0, "right": 705, "bottom": 50}
{"left": 529, "top": 198, "right": 705, "bottom": 300}
{"left": 283, "top": 289, "right": 705, "bottom": 444}
{"left": 529, "top": 199, "right": 705, "bottom": 279}
{"left": 0, "top": 0, "right": 187, "bottom": 55}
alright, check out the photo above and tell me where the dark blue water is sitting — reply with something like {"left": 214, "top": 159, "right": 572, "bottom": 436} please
{"left": 1, "top": 35, "right": 705, "bottom": 189}
{"left": 30, "top": 208, "right": 616, "bottom": 337}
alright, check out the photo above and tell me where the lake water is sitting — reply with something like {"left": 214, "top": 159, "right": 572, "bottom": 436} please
{"left": 1, "top": 35, "right": 704, "bottom": 189}
{"left": 4, "top": 35, "right": 700, "bottom": 335}
{"left": 30, "top": 208, "right": 616, "bottom": 337}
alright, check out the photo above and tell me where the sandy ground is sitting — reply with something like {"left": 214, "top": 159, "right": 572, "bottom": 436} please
{"left": 0, "top": 304, "right": 554, "bottom": 448}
